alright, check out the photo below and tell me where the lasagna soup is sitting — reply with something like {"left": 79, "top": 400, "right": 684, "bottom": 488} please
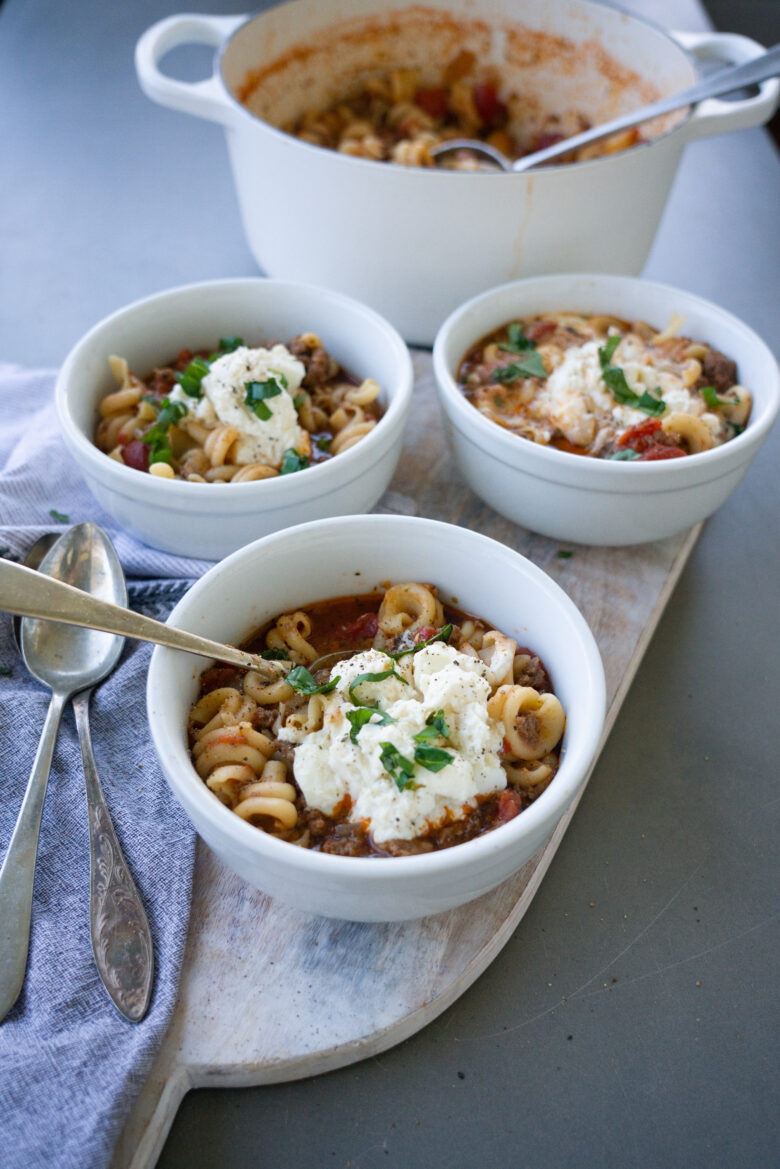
{"left": 284, "top": 53, "right": 643, "bottom": 169}
{"left": 188, "top": 583, "right": 565, "bottom": 857}
{"left": 457, "top": 313, "right": 751, "bottom": 459}
{"left": 95, "top": 333, "right": 381, "bottom": 481}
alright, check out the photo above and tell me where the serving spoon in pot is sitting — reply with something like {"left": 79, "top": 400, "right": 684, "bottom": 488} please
{"left": 431, "top": 43, "right": 780, "bottom": 171}
{"left": 0, "top": 555, "right": 289, "bottom": 679}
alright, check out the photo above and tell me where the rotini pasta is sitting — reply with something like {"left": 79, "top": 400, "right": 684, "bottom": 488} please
{"left": 188, "top": 585, "right": 565, "bottom": 857}
{"left": 95, "top": 331, "right": 382, "bottom": 481}
{"left": 458, "top": 312, "right": 751, "bottom": 459}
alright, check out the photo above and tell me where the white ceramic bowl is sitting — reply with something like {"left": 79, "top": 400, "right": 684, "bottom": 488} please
{"left": 433, "top": 274, "right": 780, "bottom": 546}
{"left": 147, "top": 514, "right": 606, "bottom": 922}
{"left": 55, "top": 278, "right": 413, "bottom": 559}
{"left": 135, "top": 2, "right": 778, "bottom": 344}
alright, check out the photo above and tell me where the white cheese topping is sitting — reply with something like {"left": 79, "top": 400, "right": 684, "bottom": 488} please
{"left": 171, "top": 344, "right": 308, "bottom": 466}
{"left": 279, "top": 645, "right": 506, "bottom": 843}
{"left": 535, "top": 336, "right": 705, "bottom": 446}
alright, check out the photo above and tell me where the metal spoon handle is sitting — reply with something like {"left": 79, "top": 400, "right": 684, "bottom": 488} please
{"left": 512, "top": 43, "right": 780, "bottom": 171}
{"left": 72, "top": 691, "right": 154, "bottom": 1023}
{"left": 0, "top": 559, "right": 281, "bottom": 676}
{"left": 0, "top": 690, "right": 66, "bottom": 1022}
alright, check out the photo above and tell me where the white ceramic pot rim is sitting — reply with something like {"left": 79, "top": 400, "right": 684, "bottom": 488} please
{"left": 209, "top": 0, "right": 706, "bottom": 177}
{"left": 433, "top": 274, "right": 780, "bottom": 486}
{"left": 56, "top": 277, "right": 414, "bottom": 504}
{"left": 209, "top": 0, "right": 700, "bottom": 177}
{"left": 148, "top": 515, "right": 606, "bottom": 881}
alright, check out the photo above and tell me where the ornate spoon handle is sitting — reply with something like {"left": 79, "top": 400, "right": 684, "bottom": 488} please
{"left": 73, "top": 691, "right": 153, "bottom": 1023}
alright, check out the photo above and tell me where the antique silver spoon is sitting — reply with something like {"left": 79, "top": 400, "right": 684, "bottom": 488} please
{"left": 0, "top": 524, "right": 154, "bottom": 1022}
{"left": 431, "top": 43, "right": 780, "bottom": 171}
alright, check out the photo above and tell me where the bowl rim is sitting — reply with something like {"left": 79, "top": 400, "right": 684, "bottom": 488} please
{"left": 215, "top": 0, "right": 697, "bottom": 175}
{"left": 147, "top": 514, "right": 607, "bottom": 880}
{"left": 432, "top": 272, "right": 780, "bottom": 481}
{"left": 55, "top": 276, "right": 414, "bottom": 502}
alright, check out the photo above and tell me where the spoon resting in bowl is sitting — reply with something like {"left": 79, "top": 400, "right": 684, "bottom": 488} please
{"left": 431, "top": 43, "right": 780, "bottom": 171}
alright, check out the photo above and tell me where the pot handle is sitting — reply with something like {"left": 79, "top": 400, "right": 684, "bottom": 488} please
{"left": 135, "top": 12, "right": 248, "bottom": 126}
{"left": 671, "top": 30, "right": 780, "bottom": 140}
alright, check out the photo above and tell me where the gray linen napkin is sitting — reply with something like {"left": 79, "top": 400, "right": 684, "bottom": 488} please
{"left": 0, "top": 365, "right": 201, "bottom": 1168}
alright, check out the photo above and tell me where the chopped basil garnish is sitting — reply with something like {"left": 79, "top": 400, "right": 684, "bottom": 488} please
{"left": 414, "top": 710, "right": 450, "bottom": 743}
{"left": 729, "top": 422, "right": 745, "bottom": 437}
{"left": 492, "top": 394, "right": 506, "bottom": 408}
{"left": 500, "top": 322, "right": 536, "bottom": 354}
{"left": 280, "top": 448, "right": 309, "bottom": 475}
{"left": 218, "top": 335, "right": 244, "bottom": 354}
{"left": 141, "top": 397, "right": 189, "bottom": 464}
{"left": 556, "top": 549, "right": 574, "bottom": 558}
{"left": 379, "top": 742, "right": 417, "bottom": 791}
{"left": 292, "top": 392, "right": 307, "bottom": 410}
{"left": 701, "top": 385, "right": 740, "bottom": 409}
{"left": 287, "top": 666, "right": 339, "bottom": 695}
{"left": 413, "top": 744, "right": 454, "bottom": 772}
{"left": 261, "top": 648, "right": 290, "bottom": 661}
{"left": 49, "top": 508, "right": 70, "bottom": 523}
{"left": 494, "top": 351, "right": 547, "bottom": 382}
{"left": 389, "top": 624, "right": 453, "bottom": 660}
{"left": 0, "top": 665, "right": 12, "bottom": 677}
{"left": 607, "top": 449, "right": 641, "bottom": 461}
{"left": 348, "top": 668, "right": 408, "bottom": 708}
{"left": 598, "top": 340, "right": 666, "bottom": 417}
{"left": 244, "top": 377, "right": 284, "bottom": 421}
{"left": 175, "top": 356, "right": 210, "bottom": 398}
{"left": 346, "top": 707, "right": 397, "bottom": 744}
{"left": 316, "top": 435, "right": 332, "bottom": 451}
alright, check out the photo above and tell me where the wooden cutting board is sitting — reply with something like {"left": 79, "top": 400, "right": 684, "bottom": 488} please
{"left": 113, "top": 354, "right": 701, "bottom": 1169}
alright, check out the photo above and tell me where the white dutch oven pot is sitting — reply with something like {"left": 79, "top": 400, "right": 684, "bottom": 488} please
{"left": 136, "top": 1, "right": 778, "bottom": 345}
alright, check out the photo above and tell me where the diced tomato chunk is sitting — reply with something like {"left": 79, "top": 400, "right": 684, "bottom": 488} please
{"left": 473, "top": 82, "right": 508, "bottom": 128}
{"left": 495, "top": 789, "right": 524, "bottom": 824}
{"left": 415, "top": 87, "right": 449, "bottom": 119}
{"left": 639, "top": 444, "right": 687, "bottom": 461}
{"left": 121, "top": 439, "right": 149, "bottom": 472}
{"left": 617, "top": 418, "right": 662, "bottom": 451}
{"left": 175, "top": 348, "right": 193, "bottom": 371}
{"left": 336, "top": 612, "right": 378, "bottom": 641}
{"left": 524, "top": 319, "right": 556, "bottom": 342}
{"left": 413, "top": 625, "right": 437, "bottom": 644}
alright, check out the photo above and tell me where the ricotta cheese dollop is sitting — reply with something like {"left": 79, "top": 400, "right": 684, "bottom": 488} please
{"left": 279, "top": 644, "right": 507, "bottom": 843}
{"left": 171, "top": 344, "right": 308, "bottom": 466}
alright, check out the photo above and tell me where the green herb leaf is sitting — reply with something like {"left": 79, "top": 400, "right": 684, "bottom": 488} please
{"left": 346, "top": 707, "right": 397, "bottom": 744}
{"left": 218, "top": 335, "right": 244, "bottom": 354}
{"left": 141, "top": 397, "right": 189, "bottom": 463}
{"left": 49, "top": 508, "right": 70, "bottom": 524}
{"left": 0, "top": 665, "right": 12, "bottom": 677}
{"left": 280, "top": 448, "right": 309, "bottom": 475}
{"left": 348, "top": 668, "right": 408, "bottom": 708}
{"left": 389, "top": 624, "right": 453, "bottom": 661}
{"left": 556, "top": 549, "right": 574, "bottom": 558}
{"left": 635, "top": 390, "right": 666, "bottom": 418}
{"left": 599, "top": 335, "right": 621, "bottom": 367}
{"left": 293, "top": 392, "right": 307, "bottom": 410}
{"left": 500, "top": 322, "right": 536, "bottom": 354}
{"left": 316, "top": 435, "right": 332, "bottom": 451}
{"left": 175, "top": 356, "right": 210, "bottom": 398}
{"left": 700, "top": 385, "right": 740, "bottom": 410}
{"left": 413, "top": 744, "right": 454, "bottom": 772}
{"left": 244, "top": 378, "right": 283, "bottom": 421}
{"left": 729, "top": 422, "right": 745, "bottom": 437}
{"left": 492, "top": 394, "right": 506, "bottom": 408}
{"left": 607, "top": 449, "right": 641, "bottom": 461}
{"left": 287, "top": 666, "right": 339, "bottom": 695}
{"left": 379, "top": 742, "right": 417, "bottom": 791}
{"left": 601, "top": 363, "right": 638, "bottom": 405}
{"left": 493, "top": 351, "right": 547, "bottom": 382}
{"left": 261, "top": 648, "right": 290, "bottom": 661}
{"left": 414, "top": 710, "right": 450, "bottom": 743}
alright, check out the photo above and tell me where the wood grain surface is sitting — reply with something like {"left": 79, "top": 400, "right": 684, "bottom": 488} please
{"left": 112, "top": 353, "right": 701, "bottom": 1169}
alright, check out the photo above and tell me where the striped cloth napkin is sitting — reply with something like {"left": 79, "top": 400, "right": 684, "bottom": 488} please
{"left": 0, "top": 364, "right": 202, "bottom": 1168}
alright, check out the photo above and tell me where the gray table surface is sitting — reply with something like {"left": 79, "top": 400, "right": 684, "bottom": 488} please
{"left": 2, "top": 1, "right": 779, "bottom": 1167}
